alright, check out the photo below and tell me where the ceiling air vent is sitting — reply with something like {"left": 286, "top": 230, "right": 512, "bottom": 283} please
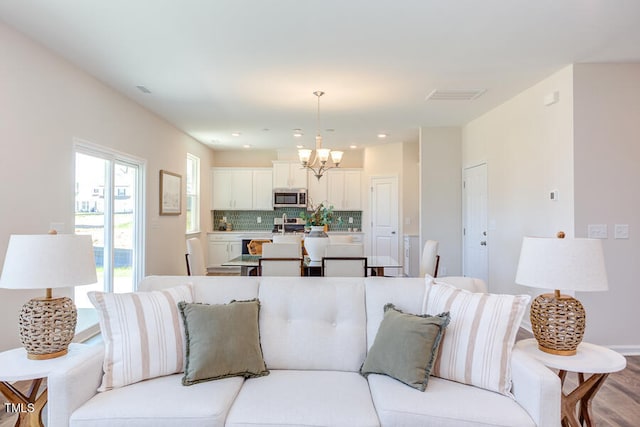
{"left": 426, "top": 89, "right": 486, "bottom": 101}
{"left": 136, "top": 85, "right": 152, "bottom": 94}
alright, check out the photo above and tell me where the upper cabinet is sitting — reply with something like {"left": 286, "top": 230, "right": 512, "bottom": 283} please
{"left": 273, "top": 161, "right": 307, "bottom": 189}
{"left": 211, "top": 168, "right": 273, "bottom": 210}
{"left": 327, "top": 169, "right": 362, "bottom": 210}
{"left": 307, "top": 170, "right": 328, "bottom": 207}
{"left": 252, "top": 168, "right": 273, "bottom": 210}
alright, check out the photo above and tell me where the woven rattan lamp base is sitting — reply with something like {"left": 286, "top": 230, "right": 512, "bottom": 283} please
{"left": 19, "top": 295, "right": 77, "bottom": 360}
{"left": 530, "top": 290, "right": 585, "bottom": 356}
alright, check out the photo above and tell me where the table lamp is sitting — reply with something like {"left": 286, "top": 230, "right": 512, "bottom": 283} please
{"left": 0, "top": 231, "right": 97, "bottom": 359}
{"left": 515, "top": 232, "right": 608, "bottom": 356}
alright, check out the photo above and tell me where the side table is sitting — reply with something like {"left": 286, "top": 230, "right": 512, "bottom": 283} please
{"left": 0, "top": 344, "right": 89, "bottom": 427}
{"left": 515, "top": 338, "right": 626, "bottom": 427}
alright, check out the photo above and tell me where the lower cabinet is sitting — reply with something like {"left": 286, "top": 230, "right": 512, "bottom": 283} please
{"left": 207, "top": 234, "right": 243, "bottom": 268}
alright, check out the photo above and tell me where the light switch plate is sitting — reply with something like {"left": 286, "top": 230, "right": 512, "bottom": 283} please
{"left": 614, "top": 224, "right": 629, "bottom": 239}
{"left": 588, "top": 224, "right": 608, "bottom": 239}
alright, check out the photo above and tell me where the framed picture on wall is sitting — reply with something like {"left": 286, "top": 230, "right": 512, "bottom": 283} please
{"left": 159, "top": 170, "right": 182, "bottom": 215}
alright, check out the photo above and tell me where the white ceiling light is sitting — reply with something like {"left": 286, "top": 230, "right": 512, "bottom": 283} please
{"left": 231, "top": 132, "right": 241, "bottom": 137}
{"left": 298, "top": 91, "right": 343, "bottom": 181}
{"left": 377, "top": 133, "right": 387, "bottom": 139}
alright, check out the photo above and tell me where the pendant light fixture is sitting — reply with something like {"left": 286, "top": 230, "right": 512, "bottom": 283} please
{"left": 298, "top": 91, "right": 343, "bottom": 180}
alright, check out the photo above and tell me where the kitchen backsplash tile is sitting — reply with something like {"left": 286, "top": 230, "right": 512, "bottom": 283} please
{"left": 213, "top": 209, "right": 362, "bottom": 232}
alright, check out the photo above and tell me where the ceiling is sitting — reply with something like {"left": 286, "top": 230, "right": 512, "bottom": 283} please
{"left": 2, "top": 0, "right": 640, "bottom": 151}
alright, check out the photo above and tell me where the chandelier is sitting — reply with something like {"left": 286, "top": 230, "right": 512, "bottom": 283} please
{"left": 298, "top": 91, "right": 343, "bottom": 180}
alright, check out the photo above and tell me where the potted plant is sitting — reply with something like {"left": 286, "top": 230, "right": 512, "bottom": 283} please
{"left": 300, "top": 201, "right": 341, "bottom": 233}
{"left": 300, "top": 201, "right": 341, "bottom": 261}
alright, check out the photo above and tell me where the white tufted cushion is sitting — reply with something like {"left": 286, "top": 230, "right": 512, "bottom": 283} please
{"left": 363, "top": 277, "right": 427, "bottom": 350}
{"left": 258, "top": 277, "right": 367, "bottom": 371}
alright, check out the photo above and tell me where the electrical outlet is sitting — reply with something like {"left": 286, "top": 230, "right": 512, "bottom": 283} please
{"left": 257, "top": 216, "right": 261, "bottom": 224}
{"left": 614, "top": 224, "right": 629, "bottom": 239}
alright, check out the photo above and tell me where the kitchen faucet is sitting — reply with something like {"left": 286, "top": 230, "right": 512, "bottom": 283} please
{"left": 281, "top": 213, "right": 287, "bottom": 235}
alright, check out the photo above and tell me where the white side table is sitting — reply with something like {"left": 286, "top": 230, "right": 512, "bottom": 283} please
{"left": 516, "top": 338, "right": 626, "bottom": 427}
{"left": 0, "top": 344, "right": 90, "bottom": 427}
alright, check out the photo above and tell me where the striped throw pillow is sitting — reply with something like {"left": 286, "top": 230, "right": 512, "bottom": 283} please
{"left": 423, "top": 280, "right": 529, "bottom": 397}
{"left": 89, "top": 285, "right": 193, "bottom": 391}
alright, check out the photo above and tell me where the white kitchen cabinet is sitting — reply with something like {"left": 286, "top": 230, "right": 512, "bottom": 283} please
{"left": 307, "top": 170, "right": 328, "bottom": 207}
{"left": 207, "top": 233, "right": 243, "bottom": 267}
{"left": 327, "top": 169, "right": 362, "bottom": 210}
{"left": 273, "top": 161, "right": 307, "bottom": 189}
{"left": 252, "top": 168, "right": 273, "bottom": 210}
{"left": 211, "top": 168, "right": 253, "bottom": 210}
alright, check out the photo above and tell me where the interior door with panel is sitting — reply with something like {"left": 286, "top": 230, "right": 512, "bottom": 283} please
{"left": 463, "top": 163, "right": 488, "bottom": 283}
{"left": 370, "top": 176, "right": 400, "bottom": 275}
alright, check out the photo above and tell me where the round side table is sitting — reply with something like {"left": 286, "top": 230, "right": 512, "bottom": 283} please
{"left": 515, "top": 338, "right": 626, "bottom": 427}
{"left": 0, "top": 344, "right": 89, "bottom": 427}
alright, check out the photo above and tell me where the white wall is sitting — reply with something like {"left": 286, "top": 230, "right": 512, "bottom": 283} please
{"left": 573, "top": 64, "right": 640, "bottom": 350}
{"left": 362, "top": 143, "right": 404, "bottom": 260}
{"left": 462, "top": 66, "right": 575, "bottom": 298}
{"left": 0, "top": 23, "right": 213, "bottom": 350}
{"left": 402, "top": 141, "right": 420, "bottom": 236}
{"left": 419, "top": 127, "right": 462, "bottom": 277}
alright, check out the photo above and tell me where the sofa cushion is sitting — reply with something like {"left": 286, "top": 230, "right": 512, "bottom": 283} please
{"left": 88, "top": 285, "right": 193, "bottom": 391}
{"left": 361, "top": 304, "right": 449, "bottom": 391}
{"left": 363, "top": 277, "right": 427, "bottom": 350}
{"left": 69, "top": 373, "right": 244, "bottom": 427}
{"left": 179, "top": 299, "right": 269, "bottom": 385}
{"left": 138, "top": 275, "right": 260, "bottom": 304}
{"left": 368, "top": 373, "right": 535, "bottom": 427}
{"left": 423, "top": 280, "right": 530, "bottom": 396}
{"left": 226, "top": 370, "right": 380, "bottom": 427}
{"left": 258, "top": 277, "right": 367, "bottom": 371}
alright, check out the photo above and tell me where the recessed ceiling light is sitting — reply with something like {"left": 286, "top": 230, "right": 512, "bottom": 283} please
{"left": 377, "top": 133, "right": 388, "bottom": 139}
{"left": 296, "top": 144, "right": 304, "bottom": 149}
{"left": 349, "top": 145, "right": 358, "bottom": 149}
{"left": 293, "top": 131, "right": 303, "bottom": 137}
{"left": 231, "top": 132, "right": 241, "bottom": 137}
{"left": 242, "top": 144, "right": 251, "bottom": 149}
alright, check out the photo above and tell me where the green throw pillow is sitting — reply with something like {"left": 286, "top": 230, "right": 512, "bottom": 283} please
{"left": 178, "top": 299, "right": 269, "bottom": 386}
{"left": 361, "top": 303, "right": 450, "bottom": 391}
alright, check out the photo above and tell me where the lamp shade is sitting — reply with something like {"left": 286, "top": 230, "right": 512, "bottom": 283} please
{"left": 1, "top": 234, "right": 97, "bottom": 290}
{"left": 515, "top": 236, "right": 608, "bottom": 292}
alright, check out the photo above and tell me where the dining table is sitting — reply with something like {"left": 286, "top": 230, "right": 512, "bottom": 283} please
{"left": 222, "top": 255, "right": 402, "bottom": 277}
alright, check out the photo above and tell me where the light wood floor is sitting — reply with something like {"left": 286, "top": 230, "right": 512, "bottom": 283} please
{"left": 3, "top": 343, "right": 638, "bottom": 427}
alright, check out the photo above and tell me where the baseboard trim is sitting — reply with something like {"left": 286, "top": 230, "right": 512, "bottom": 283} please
{"left": 520, "top": 322, "right": 639, "bottom": 356}
{"left": 609, "top": 345, "right": 640, "bottom": 356}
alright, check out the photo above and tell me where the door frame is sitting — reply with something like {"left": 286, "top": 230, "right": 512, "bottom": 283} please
{"left": 462, "top": 161, "right": 488, "bottom": 281}
{"left": 369, "top": 174, "right": 401, "bottom": 266}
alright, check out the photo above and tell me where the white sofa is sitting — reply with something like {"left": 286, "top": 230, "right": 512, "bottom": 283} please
{"left": 48, "top": 276, "right": 561, "bottom": 427}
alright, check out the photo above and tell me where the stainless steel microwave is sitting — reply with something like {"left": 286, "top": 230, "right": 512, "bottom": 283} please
{"left": 273, "top": 189, "right": 307, "bottom": 208}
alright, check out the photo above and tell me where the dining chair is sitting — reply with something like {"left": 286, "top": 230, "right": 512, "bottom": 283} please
{"left": 247, "top": 239, "right": 272, "bottom": 255}
{"left": 328, "top": 234, "right": 353, "bottom": 244}
{"left": 322, "top": 243, "right": 367, "bottom": 277}
{"left": 420, "top": 240, "right": 440, "bottom": 277}
{"left": 258, "top": 243, "right": 303, "bottom": 276}
{"left": 272, "top": 234, "right": 303, "bottom": 256}
{"left": 185, "top": 237, "right": 207, "bottom": 276}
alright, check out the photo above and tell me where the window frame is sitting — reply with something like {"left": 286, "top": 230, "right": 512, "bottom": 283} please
{"left": 186, "top": 153, "right": 201, "bottom": 234}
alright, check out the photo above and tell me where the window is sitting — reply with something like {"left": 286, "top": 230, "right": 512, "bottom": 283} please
{"left": 74, "top": 142, "right": 145, "bottom": 313}
{"left": 186, "top": 153, "right": 200, "bottom": 234}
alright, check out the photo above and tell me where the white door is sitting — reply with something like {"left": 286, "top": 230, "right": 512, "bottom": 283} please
{"left": 463, "top": 163, "right": 488, "bottom": 282}
{"left": 370, "top": 176, "right": 399, "bottom": 274}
